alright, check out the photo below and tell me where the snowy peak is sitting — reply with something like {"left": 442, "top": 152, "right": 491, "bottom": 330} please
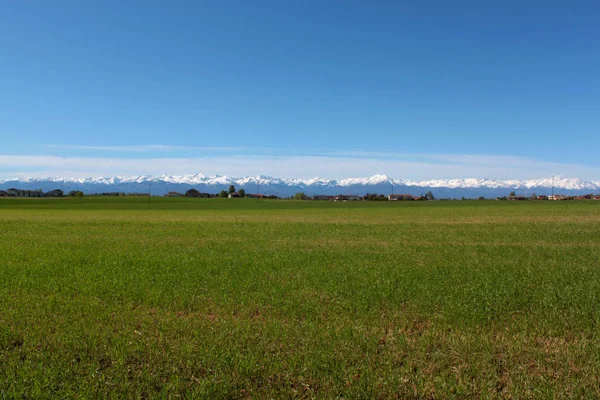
{"left": 416, "top": 178, "right": 509, "bottom": 189}
{"left": 520, "top": 176, "right": 591, "bottom": 190}
{"left": 338, "top": 174, "right": 391, "bottom": 186}
{"left": 2, "top": 174, "right": 599, "bottom": 190}
{"left": 1, "top": 174, "right": 599, "bottom": 197}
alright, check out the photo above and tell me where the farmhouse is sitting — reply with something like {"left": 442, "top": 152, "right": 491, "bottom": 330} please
{"left": 595, "top": 195, "right": 600, "bottom": 201}
{"left": 388, "top": 194, "right": 413, "bottom": 201}
{"left": 245, "top": 193, "right": 264, "bottom": 199}
{"left": 0, "top": 190, "right": 7, "bottom": 197}
{"left": 334, "top": 195, "right": 360, "bottom": 201}
{"left": 508, "top": 196, "right": 527, "bottom": 201}
{"left": 548, "top": 194, "right": 570, "bottom": 201}
{"left": 228, "top": 192, "right": 241, "bottom": 198}
{"left": 312, "top": 195, "right": 333, "bottom": 201}
{"left": 537, "top": 195, "right": 548, "bottom": 200}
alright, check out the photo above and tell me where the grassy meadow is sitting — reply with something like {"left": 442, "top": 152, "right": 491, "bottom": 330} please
{"left": 1, "top": 197, "right": 600, "bottom": 398}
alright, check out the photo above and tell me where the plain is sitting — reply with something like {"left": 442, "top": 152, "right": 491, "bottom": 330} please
{"left": 1, "top": 198, "right": 599, "bottom": 398}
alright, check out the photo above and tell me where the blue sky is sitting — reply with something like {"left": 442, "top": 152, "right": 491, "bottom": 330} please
{"left": 1, "top": 1, "right": 599, "bottom": 180}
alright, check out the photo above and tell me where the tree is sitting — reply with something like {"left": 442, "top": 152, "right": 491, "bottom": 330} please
{"left": 294, "top": 192, "right": 307, "bottom": 200}
{"left": 238, "top": 188, "right": 245, "bottom": 198}
{"left": 228, "top": 185, "right": 236, "bottom": 195}
{"left": 509, "top": 191, "right": 516, "bottom": 197}
{"left": 530, "top": 193, "right": 537, "bottom": 200}
{"left": 68, "top": 190, "right": 84, "bottom": 197}
{"left": 185, "top": 188, "right": 200, "bottom": 197}
{"left": 425, "top": 191, "right": 435, "bottom": 200}
{"left": 45, "top": 189, "right": 64, "bottom": 197}
{"left": 478, "top": 196, "right": 485, "bottom": 201}
{"left": 219, "top": 190, "right": 227, "bottom": 198}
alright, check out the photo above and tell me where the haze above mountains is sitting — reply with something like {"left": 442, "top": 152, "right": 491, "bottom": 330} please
{"left": 1, "top": 174, "right": 599, "bottom": 198}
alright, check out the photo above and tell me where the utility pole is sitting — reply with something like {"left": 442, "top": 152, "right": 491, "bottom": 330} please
{"left": 552, "top": 175, "right": 554, "bottom": 199}
{"left": 257, "top": 179, "right": 260, "bottom": 202}
{"left": 60, "top": 184, "right": 64, "bottom": 202}
{"left": 149, "top": 182, "right": 152, "bottom": 204}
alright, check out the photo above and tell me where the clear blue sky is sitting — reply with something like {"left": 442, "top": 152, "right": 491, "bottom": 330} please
{"left": 1, "top": 1, "right": 599, "bottom": 180}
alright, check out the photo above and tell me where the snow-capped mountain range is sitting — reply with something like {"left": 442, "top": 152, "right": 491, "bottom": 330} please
{"left": 1, "top": 174, "right": 599, "bottom": 198}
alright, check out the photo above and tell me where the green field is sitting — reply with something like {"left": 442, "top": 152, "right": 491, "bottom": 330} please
{"left": 1, "top": 197, "right": 599, "bottom": 398}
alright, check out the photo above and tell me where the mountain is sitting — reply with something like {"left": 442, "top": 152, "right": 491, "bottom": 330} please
{"left": 1, "top": 174, "right": 599, "bottom": 198}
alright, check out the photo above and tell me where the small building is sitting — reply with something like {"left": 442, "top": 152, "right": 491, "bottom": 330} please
{"left": 594, "top": 195, "right": 600, "bottom": 201}
{"left": 388, "top": 194, "right": 413, "bottom": 201}
{"left": 334, "top": 195, "right": 360, "bottom": 201}
{"left": 536, "top": 195, "right": 548, "bottom": 200}
{"left": 508, "top": 196, "right": 527, "bottom": 201}
{"left": 245, "top": 193, "right": 264, "bottom": 199}
{"left": 0, "top": 190, "right": 7, "bottom": 197}
{"left": 228, "top": 192, "right": 240, "bottom": 198}
{"left": 548, "top": 194, "right": 570, "bottom": 201}
{"left": 165, "top": 191, "right": 184, "bottom": 197}
{"left": 312, "top": 195, "right": 333, "bottom": 201}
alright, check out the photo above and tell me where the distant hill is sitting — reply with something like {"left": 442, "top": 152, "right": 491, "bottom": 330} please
{"left": 1, "top": 174, "right": 599, "bottom": 198}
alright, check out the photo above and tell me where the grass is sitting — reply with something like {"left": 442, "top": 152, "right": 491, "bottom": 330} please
{"left": 1, "top": 197, "right": 600, "bottom": 398}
